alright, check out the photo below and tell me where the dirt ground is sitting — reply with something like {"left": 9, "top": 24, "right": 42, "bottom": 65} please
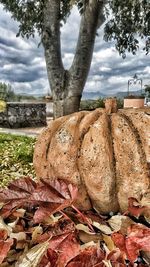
{"left": 0, "top": 117, "right": 53, "bottom": 137}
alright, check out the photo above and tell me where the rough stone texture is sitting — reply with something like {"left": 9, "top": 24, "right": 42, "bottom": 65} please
{"left": 34, "top": 106, "right": 150, "bottom": 214}
{"left": 0, "top": 102, "right": 46, "bottom": 128}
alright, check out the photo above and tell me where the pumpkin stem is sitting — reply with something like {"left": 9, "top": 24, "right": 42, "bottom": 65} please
{"left": 105, "top": 98, "right": 118, "bottom": 114}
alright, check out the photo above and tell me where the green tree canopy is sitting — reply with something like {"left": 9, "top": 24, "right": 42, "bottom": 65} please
{"left": 1, "top": 0, "right": 149, "bottom": 56}
{"left": 0, "top": 82, "right": 12, "bottom": 100}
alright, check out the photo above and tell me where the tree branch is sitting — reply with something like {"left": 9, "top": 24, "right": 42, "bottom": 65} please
{"left": 42, "top": 0, "right": 65, "bottom": 95}
{"left": 68, "top": 0, "right": 105, "bottom": 96}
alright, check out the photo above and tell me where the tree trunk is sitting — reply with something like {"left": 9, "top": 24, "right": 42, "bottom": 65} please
{"left": 53, "top": 94, "right": 82, "bottom": 118}
{"left": 42, "top": 0, "right": 106, "bottom": 118}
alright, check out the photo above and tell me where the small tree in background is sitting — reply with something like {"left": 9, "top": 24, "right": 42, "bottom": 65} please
{"left": 144, "top": 84, "right": 150, "bottom": 98}
{"left": 0, "top": 82, "right": 13, "bottom": 101}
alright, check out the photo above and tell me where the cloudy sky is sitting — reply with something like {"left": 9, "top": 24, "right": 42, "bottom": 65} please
{"left": 0, "top": 4, "right": 150, "bottom": 97}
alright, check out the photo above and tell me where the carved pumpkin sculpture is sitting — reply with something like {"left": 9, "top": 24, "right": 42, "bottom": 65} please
{"left": 33, "top": 99, "right": 150, "bottom": 214}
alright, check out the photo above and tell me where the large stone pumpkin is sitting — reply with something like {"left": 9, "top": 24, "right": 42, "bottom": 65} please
{"left": 33, "top": 101, "right": 150, "bottom": 214}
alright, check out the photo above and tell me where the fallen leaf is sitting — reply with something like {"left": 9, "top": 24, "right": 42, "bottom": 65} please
{"left": 0, "top": 178, "right": 78, "bottom": 222}
{"left": 92, "top": 222, "right": 113, "bottom": 235}
{"left": 0, "top": 178, "right": 36, "bottom": 218}
{"left": 107, "top": 248, "right": 126, "bottom": 266}
{"left": 10, "top": 232, "right": 26, "bottom": 241}
{"left": 0, "top": 239, "right": 14, "bottom": 264}
{"left": 39, "top": 248, "right": 58, "bottom": 267}
{"left": 32, "top": 226, "right": 43, "bottom": 242}
{"left": 0, "top": 216, "right": 12, "bottom": 235}
{"left": 111, "top": 233, "right": 127, "bottom": 258}
{"left": 79, "top": 231, "right": 102, "bottom": 244}
{"left": 81, "top": 241, "right": 97, "bottom": 250}
{"left": 0, "top": 177, "right": 36, "bottom": 202}
{"left": 128, "top": 197, "right": 147, "bottom": 217}
{"left": 66, "top": 246, "right": 105, "bottom": 267}
{"left": 8, "top": 177, "right": 37, "bottom": 194}
{"left": 11, "top": 209, "right": 26, "bottom": 218}
{"left": 0, "top": 229, "right": 8, "bottom": 240}
{"left": 108, "top": 215, "right": 134, "bottom": 235}
{"left": 126, "top": 224, "right": 150, "bottom": 263}
{"left": 141, "top": 251, "right": 150, "bottom": 265}
{"left": 76, "top": 224, "right": 95, "bottom": 235}
{"left": 55, "top": 232, "right": 80, "bottom": 267}
{"left": 8, "top": 218, "right": 19, "bottom": 229}
{"left": 44, "top": 214, "right": 63, "bottom": 225}
{"left": 102, "top": 235, "right": 116, "bottom": 252}
{"left": 33, "top": 204, "right": 61, "bottom": 224}
{"left": 15, "top": 240, "right": 50, "bottom": 267}
{"left": 0, "top": 200, "right": 25, "bottom": 218}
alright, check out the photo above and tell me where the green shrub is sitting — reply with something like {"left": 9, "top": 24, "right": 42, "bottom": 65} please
{"left": 0, "top": 100, "right": 7, "bottom": 112}
{"left": 80, "top": 98, "right": 105, "bottom": 111}
{"left": 80, "top": 98, "right": 123, "bottom": 110}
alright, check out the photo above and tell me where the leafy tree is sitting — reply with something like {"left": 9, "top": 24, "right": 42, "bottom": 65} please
{"left": 0, "top": 82, "right": 14, "bottom": 101}
{"left": 0, "top": 0, "right": 149, "bottom": 118}
{"left": 0, "top": 82, "right": 7, "bottom": 100}
{"left": 144, "top": 84, "right": 150, "bottom": 98}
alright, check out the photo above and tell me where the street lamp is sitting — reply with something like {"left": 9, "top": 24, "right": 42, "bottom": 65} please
{"left": 127, "top": 74, "right": 143, "bottom": 96}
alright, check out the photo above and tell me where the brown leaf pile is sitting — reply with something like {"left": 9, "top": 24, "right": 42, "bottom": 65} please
{"left": 0, "top": 177, "right": 150, "bottom": 267}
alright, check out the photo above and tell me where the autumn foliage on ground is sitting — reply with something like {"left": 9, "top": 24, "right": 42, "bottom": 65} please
{"left": 0, "top": 177, "right": 150, "bottom": 266}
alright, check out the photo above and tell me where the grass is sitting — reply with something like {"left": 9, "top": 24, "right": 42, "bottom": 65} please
{"left": 0, "top": 133, "right": 36, "bottom": 186}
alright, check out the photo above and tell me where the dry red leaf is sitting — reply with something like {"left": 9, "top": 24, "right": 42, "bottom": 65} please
{"left": 128, "top": 197, "right": 147, "bottom": 217}
{"left": 0, "top": 229, "right": 8, "bottom": 240}
{"left": 40, "top": 179, "right": 78, "bottom": 201}
{"left": 66, "top": 246, "right": 105, "bottom": 267}
{"left": 47, "top": 248, "right": 58, "bottom": 266}
{"left": 32, "top": 180, "right": 77, "bottom": 223}
{"left": 0, "top": 177, "right": 37, "bottom": 218}
{"left": 76, "top": 211, "right": 107, "bottom": 225}
{"left": 111, "top": 233, "right": 127, "bottom": 256}
{"left": 0, "top": 200, "right": 25, "bottom": 218}
{"left": 0, "top": 178, "right": 149, "bottom": 266}
{"left": 33, "top": 204, "right": 61, "bottom": 224}
{"left": 54, "top": 232, "right": 80, "bottom": 267}
{"left": 0, "top": 177, "right": 78, "bottom": 222}
{"left": 0, "top": 177, "right": 36, "bottom": 201}
{"left": 39, "top": 232, "right": 80, "bottom": 267}
{"left": 36, "top": 220, "right": 75, "bottom": 245}
{"left": 39, "top": 249, "right": 58, "bottom": 267}
{"left": 112, "top": 224, "right": 150, "bottom": 263}
{"left": 0, "top": 239, "right": 14, "bottom": 264}
{"left": 107, "top": 249, "right": 126, "bottom": 266}
{"left": 126, "top": 224, "right": 150, "bottom": 263}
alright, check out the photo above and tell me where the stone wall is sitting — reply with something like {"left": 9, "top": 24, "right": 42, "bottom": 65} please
{"left": 0, "top": 102, "right": 47, "bottom": 128}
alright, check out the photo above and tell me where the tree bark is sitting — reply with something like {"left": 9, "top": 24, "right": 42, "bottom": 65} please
{"left": 42, "top": 0, "right": 105, "bottom": 118}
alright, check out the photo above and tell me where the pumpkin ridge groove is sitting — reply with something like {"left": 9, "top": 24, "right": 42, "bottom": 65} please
{"left": 77, "top": 110, "right": 104, "bottom": 198}
{"left": 111, "top": 112, "right": 150, "bottom": 211}
{"left": 46, "top": 117, "right": 69, "bottom": 160}
{"left": 33, "top": 116, "right": 69, "bottom": 178}
{"left": 119, "top": 112, "right": 149, "bottom": 172}
{"left": 109, "top": 113, "right": 120, "bottom": 210}
{"left": 79, "top": 112, "right": 119, "bottom": 213}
